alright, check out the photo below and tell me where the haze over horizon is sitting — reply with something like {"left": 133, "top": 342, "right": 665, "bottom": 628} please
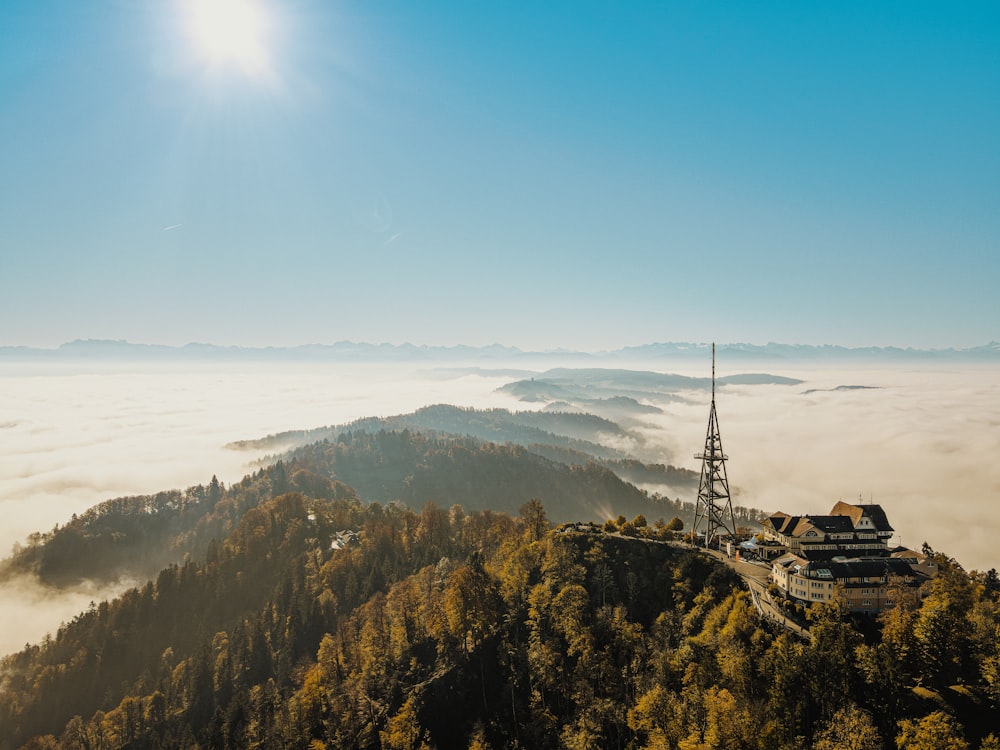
{"left": 4, "top": 336, "right": 1000, "bottom": 356}
{"left": 2, "top": 1, "right": 998, "bottom": 350}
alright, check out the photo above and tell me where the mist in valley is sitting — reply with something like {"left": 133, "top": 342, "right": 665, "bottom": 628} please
{"left": 1, "top": 357, "right": 997, "bottom": 655}
{"left": 0, "top": 362, "right": 524, "bottom": 654}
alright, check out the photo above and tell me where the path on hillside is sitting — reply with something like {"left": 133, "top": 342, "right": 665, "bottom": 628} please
{"left": 703, "top": 548, "right": 811, "bottom": 640}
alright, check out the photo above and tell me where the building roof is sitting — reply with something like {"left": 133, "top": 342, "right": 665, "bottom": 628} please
{"left": 763, "top": 513, "right": 789, "bottom": 532}
{"left": 800, "top": 556, "right": 912, "bottom": 581}
{"left": 766, "top": 509, "right": 878, "bottom": 539}
{"left": 772, "top": 553, "right": 807, "bottom": 569}
{"left": 890, "top": 546, "right": 928, "bottom": 562}
{"left": 829, "top": 501, "right": 894, "bottom": 533}
{"left": 766, "top": 514, "right": 803, "bottom": 535}
{"left": 798, "top": 548, "right": 854, "bottom": 562}
{"left": 799, "top": 515, "right": 855, "bottom": 534}
{"left": 890, "top": 547, "right": 938, "bottom": 575}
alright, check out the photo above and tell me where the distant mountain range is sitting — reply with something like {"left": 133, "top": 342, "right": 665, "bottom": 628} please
{"left": 2, "top": 339, "right": 999, "bottom": 362}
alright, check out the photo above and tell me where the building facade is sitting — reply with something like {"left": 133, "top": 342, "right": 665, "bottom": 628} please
{"left": 763, "top": 502, "right": 935, "bottom": 614}
{"left": 771, "top": 553, "right": 920, "bottom": 615}
{"left": 758, "top": 502, "right": 894, "bottom": 561}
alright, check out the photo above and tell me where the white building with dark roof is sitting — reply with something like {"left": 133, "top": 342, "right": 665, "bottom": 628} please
{"left": 764, "top": 502, "right": 938, "bottom": 614}
{"left": 759, "top": 502, "right": 894, "bottom": 561}
{"left": 771, "top": 554, "right": 920, "bottom": 615}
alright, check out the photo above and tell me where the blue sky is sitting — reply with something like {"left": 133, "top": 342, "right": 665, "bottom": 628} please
{"left": 1, "top": 1, "right": 997, "bottom": 350}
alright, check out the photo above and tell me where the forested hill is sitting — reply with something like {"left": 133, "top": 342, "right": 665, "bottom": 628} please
{"left": 0, "top": 493, "right": 724, "bottom": 747}
{"left": 226, "top": 404, "right": 645, "bottom": 459}
{"left": 286, "top": 431, "right": 682, "bottom": 522}
{"left": 231, "top": 402, "right": 702, "bottom": 491}
{"left": 2, "top": 492, "right": 999, "bottom": 749}
{"left": 0, "top": 430, "right": 698, "bottom": 589}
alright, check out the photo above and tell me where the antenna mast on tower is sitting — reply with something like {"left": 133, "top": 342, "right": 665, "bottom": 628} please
{"left": 693, "top": 343, "right": 737, "bottom": 549}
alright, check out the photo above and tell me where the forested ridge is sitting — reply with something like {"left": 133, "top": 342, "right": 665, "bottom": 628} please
{"left": 285, "top": 431, "right": 679, "bottom": 522}
{"left": 1, "top": 428, "right": 998, "bottom": 748}
{"left": 226, "top": 405, "right": 635, "bottom": 457}
{"left": 1, "top": 430, "right": 701, "bottom": 589}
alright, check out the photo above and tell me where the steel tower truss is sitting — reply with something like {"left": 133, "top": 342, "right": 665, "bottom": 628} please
{"left": 693, "top": 343, "right": 737, "bottom": 549}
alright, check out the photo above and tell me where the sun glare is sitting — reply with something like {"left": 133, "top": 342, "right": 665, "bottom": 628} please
{"left": 186, "top": 0, "right": 270, "bottom": 75}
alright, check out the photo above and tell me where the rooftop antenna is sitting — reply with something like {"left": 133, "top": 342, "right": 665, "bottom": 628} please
{"left": 693, "top": 343, "right": 738, "bottom": 549}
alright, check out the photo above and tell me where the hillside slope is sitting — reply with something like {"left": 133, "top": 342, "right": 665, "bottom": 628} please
{"left": 2, "top": 488, "right": 997, "bottom": 749}
{"left": 0, "top": 430, "right": 694, "bottom": 589}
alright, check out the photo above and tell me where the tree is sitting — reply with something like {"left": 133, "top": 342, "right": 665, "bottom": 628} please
{"left": 519, "top": 499, "right": 548, "bottom": 542}
{"left": 700, "top": 686, "right": 748, "bottom": 750}
{"left": 19, "top": 737, "right": 59, "bottom": 750}
{"left": 762, "top": 632, "right": 810, "bottom": 742}
{"left": 467, "top": 721, "right": 493, "bottom": 750}
{"left": 59, "top": 716, "right": 94, "bottom": 750}
{"left": 381, "top": 696, "right": 430, "bottom": 750}
{"left": 984, "top": 653, "right": 1000, "bottom": 704}
{"left": 208, "top": 475, "right": 224, "bottom": 504}
{"left": 985, "top": 568, "right": 1000, "bottom": 595}
{"left": 895, "top": 711, "right": 969, "bottom": 750}
{"left": 805, "top": 607, "right": 863, "bottom": 726}
{"left": 591, "top": 561, "right": 616, "bottom": 607}
{"left": 417, "top": 501, "right": 451, "bottom": 561}
{"left": 813, "top": 705, "right": 882, "bottom": 750}
{"left": 913, "top": 558, "right": 975, "bottom": 687}
{"left": 628, "top": 685, "right": 673, "bottom": 749}
{"left": 444, "top": 560, "right": 499, "bottom": 653}
{"left": 667, "top": 517, "right": 684, "bottom": 532}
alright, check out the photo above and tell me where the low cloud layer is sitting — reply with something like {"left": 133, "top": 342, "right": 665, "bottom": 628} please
{"left": 1, "top": 359, "right": 997, "bottom": 654}
{"left": 0, "top": 575, "right": 136, "bottom": 656}
{"left": 0, "top": 362, "right": 522, "bottom": 653}
{"left": 641, "top": 363, "right": 1000, "bottom": 573}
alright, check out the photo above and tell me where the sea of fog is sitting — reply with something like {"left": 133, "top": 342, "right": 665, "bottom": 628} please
{"left": 1, "top": 359, "right": 998, "bottom": 654}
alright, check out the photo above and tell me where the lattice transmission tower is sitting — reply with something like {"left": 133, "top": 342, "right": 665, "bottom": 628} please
{"left": 692, "top": 343, "right": 737, "bottom": 549}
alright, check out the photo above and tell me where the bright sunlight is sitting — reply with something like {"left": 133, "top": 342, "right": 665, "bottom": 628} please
{"left": 185, "top": 0, "right": 271, "bottom": 75}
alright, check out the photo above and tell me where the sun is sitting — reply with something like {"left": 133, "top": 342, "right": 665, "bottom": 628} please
{"left": 185, "top": 0, "right": 271, "bottom": 74}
